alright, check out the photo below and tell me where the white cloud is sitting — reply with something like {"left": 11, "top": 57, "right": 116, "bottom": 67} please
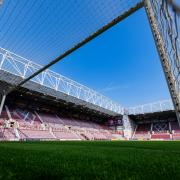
{"left": 100, "top": 82, "right": 129, "bottom": 93}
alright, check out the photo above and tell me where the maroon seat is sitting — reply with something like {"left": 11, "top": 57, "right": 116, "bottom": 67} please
{"left": 151, "top": 133, "right": 170, "bottom": 140}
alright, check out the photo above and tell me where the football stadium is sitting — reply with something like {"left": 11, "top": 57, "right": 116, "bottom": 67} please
{"left": 0, "top": 0, "right": 179, "bottom": 179}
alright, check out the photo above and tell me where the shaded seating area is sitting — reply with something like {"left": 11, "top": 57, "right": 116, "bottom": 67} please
{"left": 19, "top": 129, "right": 54, "bottom": 140}
{"left": 151, "top": 122, "right": 171, "bottom": 140}
{"left": 133, "top": 123, "right": 151, "bottom": 140}
{"left": 170, "top": 121, "right": 180, "bottom": 140}
{"left": 0, "top": 106, "right": 117, "bottom": 141}
{"left": 151, "top": 133, "right": 170, "bottom": 140}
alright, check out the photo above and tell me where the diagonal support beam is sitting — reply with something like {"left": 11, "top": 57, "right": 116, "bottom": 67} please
{"left": 6, "top": 1, "right": 143, "bottom": 95}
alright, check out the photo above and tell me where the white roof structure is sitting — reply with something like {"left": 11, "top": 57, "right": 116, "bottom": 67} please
{"left": 0, "top": 47, "right": 124, "bottom": 115}
{"left": 128, "top": 100, "right": 174, "bottom": 115}
{"left": 0, "top": 47, "right": 175, "bottom": 116}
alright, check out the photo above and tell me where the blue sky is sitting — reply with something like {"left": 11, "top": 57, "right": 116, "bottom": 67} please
{"left": 0, "top": 0, "right": 171, "bottom": 107}
{"left": 52, "top": 8, "right": 170, "bottom": 107}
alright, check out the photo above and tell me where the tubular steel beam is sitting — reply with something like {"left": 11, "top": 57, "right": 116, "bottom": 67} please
{"left": 0, "top": 94, "right": 6, "bottom": 116}
{"left": 167, "top": 0, "right": 180, "bottom": 14}
{"left": 6, "top": 1, "right": 143, "bottom": 94}
{"left": 144, "top": 0, "right": 180, "bottom": 124}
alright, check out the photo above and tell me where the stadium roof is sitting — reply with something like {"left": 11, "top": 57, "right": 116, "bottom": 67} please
{"left": 0, "top": 0, "right": 178, "bottom": 118}
{"left": 0, "top": 47, "right": 124, "bottom": 115}
{"left": 0, "top": 47, "right": 174, "bottom": 116}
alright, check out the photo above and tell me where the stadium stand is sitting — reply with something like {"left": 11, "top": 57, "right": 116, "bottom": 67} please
{"left": 0, "top": 102, "right": 122, "bottom": 141}
{"left": 171, "top": 121, "right": 180, "bottom": 133}
{"left": 1, "top": 99, "right": 179, "bottom": 141}
{"left": 133, "top": 123, "right": 151, "bottom": 140}
{"left": 151, "top": 133, "right": 171, "bottom": 140}
{"left": 18, "top": 129, "right": 54, "bottom": 140}
{"left": 0, "top": 128, "right": 16, "bottom": 140}
{"left": 0, "top": 85, "right": 178, "bottom": 142}
{"left": 171, "top": 121, "right": 180, "bottom": 140}
{"left": 0, "top": 102, "right": 179, "bottom": 141}
{"left": 151, "top": 122, "right": 171, "bottom": 140}
{"left": 129, "top": 109, "right": 179, "bottom": 140}
{"left": 133, "top": 123, "right": 172, "bottom": 140}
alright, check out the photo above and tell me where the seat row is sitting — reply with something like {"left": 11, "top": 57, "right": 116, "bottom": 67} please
{"left": 133, "top": 122, "right": 180, "bottom": 140}
{"left": 0, "top": 107, "right": 120, "bottom": 141}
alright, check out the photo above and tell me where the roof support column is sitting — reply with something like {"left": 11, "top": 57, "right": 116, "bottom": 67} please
{"left": 0, "top": 94, "right": 6, "bottom": 116}
{"left": 144, "top": 0, "right": 180, "bottom": 125}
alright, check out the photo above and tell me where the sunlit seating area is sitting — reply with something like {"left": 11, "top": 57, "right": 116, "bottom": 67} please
{"left": 151, "top": 122, "right": 171, "bottom": 140}
{"left": 0, "top": 106, "right": 118, "bottom": 141}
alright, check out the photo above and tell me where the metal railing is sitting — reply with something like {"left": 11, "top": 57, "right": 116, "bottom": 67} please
{"left": 128, "top": 99, "right": 174, "bottom": 115}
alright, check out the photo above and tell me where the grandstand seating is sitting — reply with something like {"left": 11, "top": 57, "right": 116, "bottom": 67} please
{"left": 38, "top": 113, "right": 62, "bottom": 124}
{"left": 133, "top": 133, "right": 151, "bottom": 140}
{"left": 102, "top": 131, "right": 113, "bottom": 139}
{"left": 19, "top": 129, "right": 54, "bottom": 139}
{"left": 136, "top": 124, "right": 151, "bottom": 132}
{"left": 172, "top": 133, "right": 180, "bottom": 140}
{"left": 133, "top": 124, "right": 151, "bottom": 140}
{"left": 0, "top": 128, "right": 17, "bottom": 140}
{"left": 53, "top": 130, "right": 80, "bottom": 140}
{"left": 60, "top": 117, "right": 79, "bottom": 126}
{"left": 81, "top": 132, "right": 94, "bottom": 140}
{"left": 152, "top": 122, "right": 169, "bottom": 132}
{"left": 151, "top": 133, "right": 171, "bottom": 140}
{"left": 0, "top": 119, "right": 4, "bottom": 126}
{"left": 59, "top": 117, "right": 103, "bottom": 129}
{"left": 170, "top": 121, "right": 180, "bottom": 140}
{"left": 0, "top": 110, "right": 8, "bottom": 119}
{"left": 171, "top": 121, "right": 180, "bottom": 133}
{"left": 1, "top": 104, "right": 179, "bottom": 141}
{"left": 11, "top": 109, "right": 24, "bottom": 120}
{"left": 0, "top": 106, "right": 121, "bottom": 141}
{"left": 151, "top": 122, "right": 171, "bottom": 140}
{"left": 133, "top": 122, "right": 176, "bottom": 140}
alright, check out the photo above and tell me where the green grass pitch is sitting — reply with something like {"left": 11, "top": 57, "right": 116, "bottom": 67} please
{"left": 0, "top": 141, "right": 180, "bottom": 180}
